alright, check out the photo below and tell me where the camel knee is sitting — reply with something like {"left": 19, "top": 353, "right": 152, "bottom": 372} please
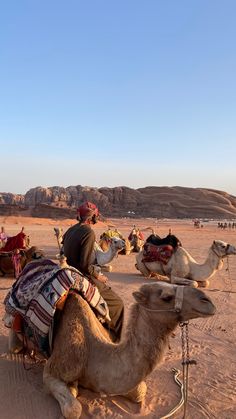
{"left": 135, "top": 261, "right": 150, "bottom": 277}
{"left": 43, "top": 369, "right": 82, "bottom": 419}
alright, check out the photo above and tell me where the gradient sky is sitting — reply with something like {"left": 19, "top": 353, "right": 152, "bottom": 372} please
{"left": 0, "top": 1, "right": 235, "bottom": 196}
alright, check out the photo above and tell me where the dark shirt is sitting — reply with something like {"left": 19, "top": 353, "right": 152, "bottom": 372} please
{"left": 62, "top": 223, "right": 95, "bottom": 275}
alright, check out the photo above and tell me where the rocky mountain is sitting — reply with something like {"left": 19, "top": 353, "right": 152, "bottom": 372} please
{"left": 0, "top": 185, "right": 236, "bottom": 219}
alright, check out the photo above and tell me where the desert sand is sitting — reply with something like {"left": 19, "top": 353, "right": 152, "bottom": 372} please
{"left": 0, "top": 216, "right": 236, "bottom": 419}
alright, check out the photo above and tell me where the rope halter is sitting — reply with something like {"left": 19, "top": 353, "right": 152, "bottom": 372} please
{"left": 139, "top": 285, "right": 184, "bottom": 313}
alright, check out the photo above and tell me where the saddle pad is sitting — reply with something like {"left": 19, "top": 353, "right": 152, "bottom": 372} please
{"left": 142, "top": 243, "right": 174, "bottom": 264}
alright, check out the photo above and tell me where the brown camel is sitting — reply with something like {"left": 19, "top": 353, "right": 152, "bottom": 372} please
{"left": 0, "top": 246, "right": 44, "bottom": 277}
{"left": 43, "top": 282, "right": 215, "bottom": 418}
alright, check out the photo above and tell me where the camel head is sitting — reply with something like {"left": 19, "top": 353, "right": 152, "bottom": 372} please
{"left": 109, "top": 237, "right": 126, "bottom": 251}
{"left": 25, "top": 246, "right": 45, "bottom": 261}
{"left": 133, "top": 282, "right": 216, "bottom": 323}
{"left": 212, "top": 240, "right": 236, "bottom": 258}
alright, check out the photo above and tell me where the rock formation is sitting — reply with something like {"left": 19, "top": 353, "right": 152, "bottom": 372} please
{"left": 0, "top": 185, "right": 236, "bottom": 219}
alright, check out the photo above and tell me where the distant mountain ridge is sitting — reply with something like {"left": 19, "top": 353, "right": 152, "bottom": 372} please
{"left": 0, "top": 185, "right": 236, "bottom": 219}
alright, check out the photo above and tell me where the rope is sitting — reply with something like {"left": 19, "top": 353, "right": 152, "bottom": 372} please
{"left": 159, "top": 368, "right": 184, "bottom": 419}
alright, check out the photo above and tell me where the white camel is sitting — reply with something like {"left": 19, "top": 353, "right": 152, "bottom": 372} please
{"left": 136, "top": 240, "right": 236, "bottom": 287}
{"left": 43, "top": 282, "right": 215, "bottom": 418}
{"left": 92, "top": 237, "right": 125, "bottom": 266}
{"left": 53, "top": 227, "right": 125, "bottom": 268}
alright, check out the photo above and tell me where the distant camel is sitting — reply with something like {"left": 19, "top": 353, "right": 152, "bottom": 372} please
{"left": 136, "top": 240, "right": 236, "bottom": 287}
{"left": 43, "top": 282, "right": 215, "bottom": 418}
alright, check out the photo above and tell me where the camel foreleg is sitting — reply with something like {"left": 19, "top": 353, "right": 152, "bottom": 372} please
{"left": 170, "top": 275, "right": 198, "bottom": 288}
{"left": 43, "top": 369, "right": 82, "bottom": 419}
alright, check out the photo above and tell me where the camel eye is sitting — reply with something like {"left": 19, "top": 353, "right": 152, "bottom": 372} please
{"left": 162, "top": 295, "right": 173, "bottom": 302}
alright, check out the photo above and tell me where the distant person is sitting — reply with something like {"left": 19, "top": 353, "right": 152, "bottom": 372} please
{"left": 62, "top": 201, "right": 124, "bottom": 341}
{"left": 0, "top": 226, "right": 8, "bottom": 249}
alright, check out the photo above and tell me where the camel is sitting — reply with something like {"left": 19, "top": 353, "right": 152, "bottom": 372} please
{"left": 0, "top": 246, "right": 44, "bottom": 277}
{"left": 54, "top": 227, "right": 125, "bottom": 270}
{"left": 130, "top": 233, "right": 144, "bottom": 252}
{"left": 136, "top": 240, "right": 236, "bottom": 287}
{"left": 92, "top": 237, "right": 125, "bottom": 267}
{"left": 43, "top": 282, "right": 215, "bottom": 418}
{"left": 100, "top": 236, "right": 134, "bottom": 256}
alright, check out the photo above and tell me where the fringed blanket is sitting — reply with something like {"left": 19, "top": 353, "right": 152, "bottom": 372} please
{"left": 142, "top": 243, "right": 174, "bottom": 264}
{"left": 0, "top": 232, "right": 26, "bottom": 252}
{"left": 4, "top": 259, "right": 109, "bottom": 355}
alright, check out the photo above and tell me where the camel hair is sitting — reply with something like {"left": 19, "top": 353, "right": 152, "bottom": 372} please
{"left": 53, "top": 227, "right": 125, "bottom": 267}
{"left": 43, "top": 282, "right": 215, "bottom": 418}
{"left": 136, "top": 239, "right": 236, "bottom": 287}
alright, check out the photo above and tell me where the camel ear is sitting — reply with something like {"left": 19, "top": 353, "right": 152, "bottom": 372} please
{"left": 133, "top": 291, "right": 147, "bottom": 304}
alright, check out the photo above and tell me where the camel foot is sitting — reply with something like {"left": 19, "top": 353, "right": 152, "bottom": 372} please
{"left": 124, "top": 381, "right": 147, "bottom": 403}
{"left": 197, "top": 280, "right": 210, "bottom": 288}
{"left": 101, "top": 265, "right": 112, "bottom": 272}
{"left": 62, "top": 398, "right": 82, "bottom": 419}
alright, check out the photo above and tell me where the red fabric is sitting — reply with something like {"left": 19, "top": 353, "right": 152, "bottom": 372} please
{"left": 77, "top": 202, "right": 99, "bottom": 218}
{"left": 142, "top": 243, "right": 174, "bottom": 264}
{"left": 0, "top": 232, "right": 26, "bottom": 252}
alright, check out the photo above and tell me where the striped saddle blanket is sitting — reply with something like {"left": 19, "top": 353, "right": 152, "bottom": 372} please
{"left": 4, "top": 259, "right": 109, "bottom": 355}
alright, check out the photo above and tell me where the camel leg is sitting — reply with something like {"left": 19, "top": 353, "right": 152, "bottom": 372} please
{"left": 101, "top": 264, "right": 112, "bottom": 272}
{"left": 43, "top": 369, "right": 82, "bottom": 419}
{"left": 170, "top": 275, "right": 198, "bottom": 288}
{"left": 123, "top": 381, "right": 147, "bottom": 403}
{"left": 135, "top": 260, "right": 150, "bottom": 277}
{"left": 197, "top": 280, "right": 210, "bottom": 288}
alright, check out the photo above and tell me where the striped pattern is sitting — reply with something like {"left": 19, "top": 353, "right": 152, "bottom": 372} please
{"left": 5, "top": 259, "right": 106, "bottom": 339}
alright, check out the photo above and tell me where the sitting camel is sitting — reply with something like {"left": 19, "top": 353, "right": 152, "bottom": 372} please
{"left": 43, "top": 282, "right": 215, "bottom": 418}
{"left": 92, "top": 237, "right": 125, "bottom": 269}
{"left": 100, "top": 235, "right": 134, "bottom": 256}
{"left": 136, "top": 240, "right": 236, "bottom": 287}
{"left": 54, "top": 227, "right": 125, "bottom": 270}
{"left": 128, "top": 228, "right": 144, "bottom": 253}
{"left": 0, "top": 246, "right": 44, "bottom": 277}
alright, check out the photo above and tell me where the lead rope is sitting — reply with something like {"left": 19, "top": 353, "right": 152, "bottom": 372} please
{"left": 180, "top": 321, "right": 197, "bottom": 418}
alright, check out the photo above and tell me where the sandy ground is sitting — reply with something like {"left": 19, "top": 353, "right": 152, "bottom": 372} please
{"left": 0, "top": 216, "right": 236, "bottom": 419}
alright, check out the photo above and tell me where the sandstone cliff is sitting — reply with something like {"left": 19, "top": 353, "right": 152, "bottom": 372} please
{"left": 0, "top": 185, "right": 236, "bottom": 219}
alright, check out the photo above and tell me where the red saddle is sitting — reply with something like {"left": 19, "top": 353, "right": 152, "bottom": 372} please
{"left": 142, "top": 243, "right": 174, "bottom": 265}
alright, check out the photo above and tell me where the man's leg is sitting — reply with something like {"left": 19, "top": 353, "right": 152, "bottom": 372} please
{"left": 92, "top": 278, "right": 124, "bottom": 341}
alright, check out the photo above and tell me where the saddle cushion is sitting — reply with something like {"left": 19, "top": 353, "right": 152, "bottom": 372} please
{"left": 142, "top": 243, "right": 174, "bottom": 264}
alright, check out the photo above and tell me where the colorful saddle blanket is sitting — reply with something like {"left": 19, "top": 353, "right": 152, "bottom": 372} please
{"left": 142, "top": 243, "right": 174, "bottom": 264}
{"left": 4, "top": 259, "right": 109, "bottom": 355}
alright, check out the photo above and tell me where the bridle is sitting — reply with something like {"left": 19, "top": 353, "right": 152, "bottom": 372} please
{"left": 211, "top": 243, "right": 230, "bottom": 259}
{"left": 138, "top": 285, "right": 184, "bottom": 313}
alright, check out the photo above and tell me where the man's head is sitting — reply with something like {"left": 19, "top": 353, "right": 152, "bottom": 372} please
{"left": 77, "top": 201, "right": 99, "bottom": 224}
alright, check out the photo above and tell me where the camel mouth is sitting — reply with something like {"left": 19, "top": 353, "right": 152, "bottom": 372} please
{"left": 194, "top": 302, "right": 216, "bottom": 316}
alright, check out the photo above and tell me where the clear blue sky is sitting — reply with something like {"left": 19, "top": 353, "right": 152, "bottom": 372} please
{"left": 0, "top": 1, "right": 235, "bottom": 195}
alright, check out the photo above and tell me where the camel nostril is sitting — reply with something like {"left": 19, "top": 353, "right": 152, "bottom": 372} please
{"left": 200, "top": 297, "right": 211, "bottom": 303}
